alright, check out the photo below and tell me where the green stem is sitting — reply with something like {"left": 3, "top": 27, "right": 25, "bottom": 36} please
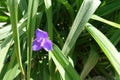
{"left": 44, "top": 0, "right": 54, "bottom": 80}
{"left": 26, "top": 0, "right": 39, "bottom": 80}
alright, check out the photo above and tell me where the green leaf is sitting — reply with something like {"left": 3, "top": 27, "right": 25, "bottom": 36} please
{"left": 0, "top": 25, "right": 12, "bottom": 40}
{"left": 0, "top": 16, "right": 8, "bottom": 22}
{"left": 3, "top": 51, "right": 20, "bottom": 80}
{"left": 26, "top": 0, "right": 39, "bottom": 79}
{"left": 85, "top": 23, "right": 120, "bottom": 76}
{"left": 7, "top": 0, "right": 25, "bottom": 77}
{"left": 80, "top": 45, "right": 99, "bottom": 80}
{"left": 115, "top": 72, "right": 120, "bottom": 80}
{"left": 3, "top": 64, "right": 20, "bottom": 80}
{"left": 62, "top": 0, "right": 101, "bottom": 56}
{"left": 44, "top": 0, "right": 55, "bottom": 79}
{"left": 44, "top": 0, "right": 53, "bottom": 40}
{"left": 57, "top": 0, "right": 74, "bottom": 20}
{"left": 18, "top": 0, "right": 27, "bottom": 15}
{"left": 91, "top": 15, "right": 120, "bottom": 29}
{"left": 96, "top": 0, "right": 120, "bottom": 16}
{"left": 110, "top": 29, "right": 120, "bottom": 45}
{"left": 0, "top": 19, "right": 26, "bottom": 74}
{"left": 0, "top": 39, "right": 12, "bottom": 73}
{"left": 50, "top": 44, "right": 81, "bottom": 80}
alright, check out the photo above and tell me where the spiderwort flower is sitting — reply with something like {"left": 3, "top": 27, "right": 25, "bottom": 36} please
{"left": 32, "top": 28, "right": 52, "bottom": 51}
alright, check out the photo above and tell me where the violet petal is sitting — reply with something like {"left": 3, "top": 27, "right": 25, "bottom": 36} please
{"left": 36, "top": 29, "right": 48, "bottom": 39}
{"left": 32, "top": 40, "right": 42, "bottom": 51}
{"left": 43, "top": 39, "right": 52, "bottom": 51}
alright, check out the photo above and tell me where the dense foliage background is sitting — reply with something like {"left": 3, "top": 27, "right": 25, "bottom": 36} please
{"left": 0, "top": 0, "right": 120, "bottom": 80}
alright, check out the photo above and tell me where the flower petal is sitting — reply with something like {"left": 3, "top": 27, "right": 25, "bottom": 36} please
{"left": 43, "top": 39, "right": 52, "bottom": 51}
{"left": 32, "top": 40, "right": 42, "bottom": 51}
{"left": 36, "top": 28, "right": 48, "bottom": 39}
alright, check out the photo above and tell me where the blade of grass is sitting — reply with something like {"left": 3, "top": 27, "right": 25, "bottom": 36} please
{"left": 80, "top": 45, "right": 99, "bottom": 80}
{"left": 85, "top": 23, "right": 120, "bottom": 76}
{"left": 26, "top": 0, "right": 39, "bottom": 80}
{"left": 7, "top": 0, "right": 25, "bottom": 78}
{"left": 44, "top": 0, "right": 53, "bottom": 40}
{"left": 44, "top": 0, "right": 55, "bottom": 80}
{"left": 91, "top": 15, "right": 120, "bottom": 29}
{"left": 50, "top": 44, "right": 81, "bottom": 80}
{"left": 62, "top": 0, "right": 101, "bottom": 56}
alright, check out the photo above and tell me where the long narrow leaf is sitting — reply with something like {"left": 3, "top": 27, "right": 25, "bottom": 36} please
{"left": 80, "top": 45, "right": 99, "bottom": 80}
{"left": 7, "top": 0, "right": 25, "bottom": 77}
{"left": 3, "top": 64, "right": 20, "bottom": 80}
{"left": 44, "top": 0, "right": 53, "bottom": 39}
{"left": 85, "top": 23, "right": 120, "bottom": 76}
{"left": 96, "top": 0, "right": 120, "bottom": 16}
{"left": 91, "top": 15, "right": 120, "bottom": 29}
{"left": 26, "top": 0, "right": 39, "bottom": 79}
{"left": 3, "top": 51, "right": 20, "bottom": 80}
{"left": 44, "top": 0, "right": 55, "bottom": 79}
{"left": 50, "top": 44, "right": 81, "bottom": 80}
{"left": 62, "top": 0, "right": 101, "bottom": 56}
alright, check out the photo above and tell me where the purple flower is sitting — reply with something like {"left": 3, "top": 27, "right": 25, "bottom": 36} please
{"left": 32, "top": 28, "right": 52, "bottom": 52}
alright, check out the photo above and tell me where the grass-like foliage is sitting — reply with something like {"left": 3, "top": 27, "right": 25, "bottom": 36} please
{"left": 0, "top": 0, "right": 120, "bottom": 80}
